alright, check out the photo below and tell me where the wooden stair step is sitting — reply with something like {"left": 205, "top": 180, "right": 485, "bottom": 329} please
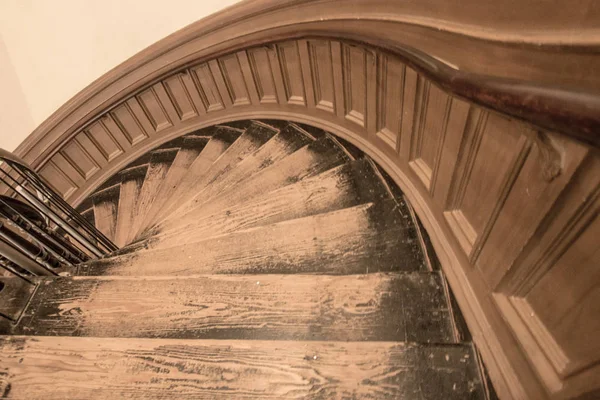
{"left": 138, "top": 135, "right": 211, "bottom": 234}
{"left": 146, "top": 159, "right": 393, "bottom": 251}
{"left": 113, "top": 165, "right": 147, "bottom": 247}
{"left": 125, "top": 148, "right": 178, "bottom": 243}
{"left": 80, "top": 201, "right": 425, "bottom": 277}
{"left": 159, "top": 122, "right": 278, "bottom": 223}
{"left": 168, "top": 123, "right": 314, "bottom": 220}
{"left": 7, "top": 272, "right": 453, "bottom": 343}
{"left": 151, "top": 126, "right": 242, "bottom": 223}
{"left": 156, "top": 136, "right": 349, "bottom": 234}
{"left": 0, "top": 336, "right": 483, "bottom": 400}
{"left": 90, "top": 184, "right": 120, "bottom": 242}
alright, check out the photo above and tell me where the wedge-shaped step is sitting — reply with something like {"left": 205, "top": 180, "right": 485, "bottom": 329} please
{"left": 151, "top": 126, "right": 242, "bottom": 224}
{"left": 9, "top": 272, "right": 453, "bottom": 342}
{"left": 80, "top": 200, "right": 425, "bottom": 276}
{"left": 142, "top": 159, "right": 393, "bottom": 251}
{"left": 168, "top": 123, "right": 314, "bottom": 220}
{"left": 137, "top": 135, "right": 210, "bottom": 234}
{"left": 113, "top": 165, "right": 147, "bottom": 247}
{"left": 155, "top": 136, "right": 349, "bottom": 234}
{"left": 125, "top": 148, "right": 178, "bottom": 243}
{"left": 90, "top": 184, "right": 120, "bottom": 242}
{"left": 0, "top": 336, "right": 484, "bottom": 400}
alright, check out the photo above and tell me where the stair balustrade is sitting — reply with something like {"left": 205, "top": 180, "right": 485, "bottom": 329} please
{"left": 0, "top": 149, "right": 117, "bottom": 283}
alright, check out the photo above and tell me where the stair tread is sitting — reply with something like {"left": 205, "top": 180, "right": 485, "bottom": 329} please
{"left": 145, "top": 159, "right": 393, "bottom": 251}
{"left": 9, "top": 272, "right": 453, "bottom": 343}
{"left": 0, "top": 335, "right": 485, "bottom": 400}
{"left": 125, "top": 149, "right": 178, "bottom": 243}
{"left": 166, "top": 123, "right": 314, "bottom": 221}
{"left": 113, "top": 173, "right": 145, "bottom": 247}
{"left": 152, "top": 126, "right": 242, "bottom": 223}
{"left": 91, "top": 184, "right": 120, "bottom": 242}
{"left": 80, "top": 200, "right": 425, "bottom": 277}
{"left": 138, "top": 135, "right": 211, "bottom": 234}
{"left": 159, "top": 122, "right": 278, "bottom": 223}
{"left": 156, "top": 136, "right": 349, "bottom": 233}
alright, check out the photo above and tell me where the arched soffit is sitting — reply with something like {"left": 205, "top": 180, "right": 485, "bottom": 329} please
{"left": 14, "top": 0, "right": 600, "bottom": 171}
{"left": 8, "top": 3, "right": 600, "bottom": 400}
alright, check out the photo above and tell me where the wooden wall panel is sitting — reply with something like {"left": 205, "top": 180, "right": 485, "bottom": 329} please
{"left": 22, "top": 37, "right": 599, "bottom": 399}
{"left": 137, "top": 85, "right": 173, "bottom": 132}
{"left": 246, "top": 47, "right": 279, "bottom": 104}
{"left": 190, "top": 63, "right": 225, "bottom": 112}
{"left": 409, "top": 81, "right": 453, "bottom": 191}
{"left": 445, "top": 113, "right": 530, "bottom": 256}
{"left": 476, "top": 134, "right": 589, "bottom": 289}
{"left": 275, "top": 41, "right": 306, "bottom": 106}
{"left": 84, "top": 121, "right": 124, "bottom": 162}
{"left": 217, "top": 53, "right": 253, "bottom": 107}
{"left": 341, "top": 44, "right": 367, "bottom": 128}
{"left": 307, "top": 40, "right": 336, "bottom": 114}
{"left": 527, "top": 214, "right": 600, "bottom": 377}
{"left": 38, "top": 161, "right": 77, "bottom": 198}
{"left": 376, "top": 55, "right": 405, "bottom": 150}
{"left": 60, "top": 139, "right": 100, "bottom": 180}
{"left": 163, "top": 74, "right": 200, "bottom": 121}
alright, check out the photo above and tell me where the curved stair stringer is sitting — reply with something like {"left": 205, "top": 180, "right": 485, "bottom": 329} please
{"left": 3, "top": 2, "right": 599, "bottom": 399}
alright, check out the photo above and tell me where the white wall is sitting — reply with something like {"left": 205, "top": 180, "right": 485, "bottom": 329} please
{"left": 0, "top": 0, "right": 240, "bottom": 151}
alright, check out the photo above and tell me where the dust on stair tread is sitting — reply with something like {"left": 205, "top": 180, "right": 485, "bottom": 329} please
{"left": 169, "top": 123, "right": 315, "bottom": 219}
{"left": 137, "top": 135, "right": 211, "bottom": 236}
{"left": 80, "top": 201, "right": 425, "bottom": 277}
{"left": 90, "top": 184, "right": 120, "bottom": 242}
{"left": 147, "top": 158, "right": 393, "bottom": 250}
{"left": 152, "top": 125, "right": 243, "bottom": 223}
{"left": 0, "top": 336, "right": 486, "bottom": 400}
{"left": 10, "top": 272, "right": 453, "bottom": 343}
{"left": 163, "top": 122, "right": 278, "bottom": 221}
{"left": 156, "top": 136, "right": 350, "bottom": 233}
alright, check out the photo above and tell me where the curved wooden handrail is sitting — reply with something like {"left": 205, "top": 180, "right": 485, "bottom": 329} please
{"left": 13, "top": 0, "right": 600, "bottom": 168}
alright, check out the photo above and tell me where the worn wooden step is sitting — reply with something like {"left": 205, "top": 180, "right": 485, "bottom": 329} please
{"left": 144, "top": 159, "right": 393, "bottom": 251}
{"left": 166, "top": 123, "right": 314, "bottom": 221}
{"left": 0, "top": 336, "right": 484, "bottom": 400}
{"left": 137, "top": 135, "right": 210, "bottom": 234}
{"left": 8, "top": 272, "right": 453, "bottom": 343}
{"left": 125, "top": 148, "right": 178, "bottom": 243}
{"left": 80, "top": 200, "right": 425, "bottom": 277}
{"left": 90, "top": 184, "right": 120, "bottom": 242}
{"left": 155, "top": 136, "right": 349, "bottom": 234}
{"left": 113, "top": 165, "right": 147, "bottom": 247}
{"left": 151, "top": 126, "right": 243, "bottom": 224}
{"left": 158, "top": 122, "right": 278, "bottom": 224}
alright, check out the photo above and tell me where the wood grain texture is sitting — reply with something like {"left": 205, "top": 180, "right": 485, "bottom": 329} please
{"left": 5, "top": 5, "right": 598, "bottom": 397}
{"left": 81, "top": 201, "right": 424, "bottom": 277}
{"left": 169, "top": 123, "right": 312, "bottom": 220}
{"left": 113, "top": 165, "right": 146, "bottom": 247}
{"left": 163, "top": 123, "right": 277, "bottom": 221}
{"left": 91, "top": 185, "right": 120, "bottom": 242}
{"left": 126, "top": 149, "right": 177, "bottom": 242}
{"left": 14, "top": 273, "right": 452, "bottom": 343}
{"left": 138, "top": 135, "right": 210, "bottom": 233}
{"left": 152, "top": 126, "right": 241, "bottom": 223}
{"left": 147, "top": 159, "right": 391, "bottom": 251}
{"left": 156, "top": 136, "right": 349, "bottom": 234}
{"left": 0, "top": 336, "right": 483, "bottom": 400}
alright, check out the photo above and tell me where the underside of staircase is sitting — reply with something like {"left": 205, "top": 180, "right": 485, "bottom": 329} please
{"left": 1, "top": 120, "right": 496, "bottom": 399}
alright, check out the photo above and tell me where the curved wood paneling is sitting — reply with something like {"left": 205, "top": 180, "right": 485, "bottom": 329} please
{"left": 8, "top": 2, "right": 600, "bottom": 399}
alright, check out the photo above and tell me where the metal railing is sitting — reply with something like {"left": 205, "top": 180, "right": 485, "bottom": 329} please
{"left": 0, "top": 149, "right": 117, "bottom": 279}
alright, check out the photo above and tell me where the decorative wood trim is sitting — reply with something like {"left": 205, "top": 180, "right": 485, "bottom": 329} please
{"left": 6, "top": 2, "right": 600, "bottom": 399}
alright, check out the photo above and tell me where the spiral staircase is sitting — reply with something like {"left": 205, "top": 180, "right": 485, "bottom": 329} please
{"left": 0, "top": 119, "right": 498, "bottom": 399}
